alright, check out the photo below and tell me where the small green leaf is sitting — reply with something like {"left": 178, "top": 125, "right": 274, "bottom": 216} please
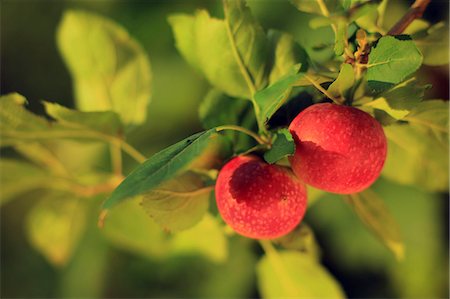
{"left": 345, "top": 190, "right": 404, "bottom": 260}
{"left": 27, "top": 193, "right": 87, "bottom": 266}
{"left": 327, "top": 63, "right": 355, "bottom": 99}
{"left": 254, "top": 65, "right": 304, "bottom": 128}
{"left": 57, "top": 10, "right": 152, "bottom": 125}
{"left": 290, "top": 0, "right": 340, "bottom": 15}
{"left": 169, "top": 213, "right": 228, "bottom": 263}
{"left": 263, "top": 129, "right": 295, "bottom": 164}
{"left": 334, "top": 19, "right": 347, "bottom": 56}
{"left": 103, "top": 129, "right": 217, "bottom": 209}
{"left": 273, "top": 224, "right": 320, "bottom": 260}
{"left": 141, "top": 173, "right": 211, "bottom": 232}
{"left": 363, "top": 79, "right": 430, "bottom": 120}
{"left": 267, "top": 30, "right": 309, "bottom": 83}
{"left": 405, "top": 99, "right": 449, "bottom": 141}
{"left": 257, "top": 250, "right": 345, "bottom": 298}
{"left": 169, "top": 0, "right": 268, "bottom": 99}
{"left": 367, "top": 36, "right": 423, "bottom": 90}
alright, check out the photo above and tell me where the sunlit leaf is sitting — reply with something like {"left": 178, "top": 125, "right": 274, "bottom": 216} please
{"left": 26, "top": 193, "right": 87, "bottom": 266}
{"left": 141, "top": 173, "right": 211, "bottom": 232}
{"left": 57, "top": 10, "right": 152, "bottom": 125}
{"left": 169, "top": 0, "right": 268, "bottom": 99}
{"left": 327, "top": 63, "right": 354, "bottom": 99}
{"left": 169, "top": 214, "right": 228, "bottom": 263}
{"left": 103, "top": 129, "right": 217, "bottom": 209}
{"left": 263, "top": 129, "right": 295, "bottom": 164}
{"left": 345, "top": 190, "right": 404, "bottom": 260}
{"left": 257, "top": 249, "right": 345, "bottom": 298}
{"left": 367, "top": 36, "right": 423, "bottom": 90}
{"left": 289, "top": 0, "right": 340, "bottom": 15}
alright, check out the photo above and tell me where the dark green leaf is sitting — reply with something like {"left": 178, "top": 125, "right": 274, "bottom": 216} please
{"left": 27, "top": 193, "right": 87, "bottom": 266}
{"left": 367, "top": 36, "right": 423, "bottom": 90}
{"left": 345, "top": 190, "right": 404, "bottom": 260}
{"left": 103, "top": 129, "right": 217, "bottom": 209}
{"left": 57, "top": 10, "right": 151, "bottom": 125}
{"left": 257, "top": 249, "right": 345, "bottom": 298}
{"left": 273, "top": 224, "right": 320, "bottom": 260}
{"left": 141, "top": 173, "right": 211, "bottom": 232}
{"left": 263, "top": 129, "right": 295, "bottom": 164}
{"left": 254, "top": 65, "right": 304, "bottom": 128}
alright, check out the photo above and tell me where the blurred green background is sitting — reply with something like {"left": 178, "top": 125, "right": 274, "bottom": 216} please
{"left": 1, "top": 0, "right": 449, "bottom": 298}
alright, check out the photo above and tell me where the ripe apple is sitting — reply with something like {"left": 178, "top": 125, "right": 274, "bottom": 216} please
{"left": 289, "top": 103, "right": 387, "bottom": 194}
{"left": 215, "top": 155, "right": 307, "bottom": 239}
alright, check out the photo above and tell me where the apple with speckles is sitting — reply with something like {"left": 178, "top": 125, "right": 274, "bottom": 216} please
{"left": 289, "top": 103, "right": 387, "bottom": 194}
{"left": 215, "top": 155, "right": 307, "bottom": 239}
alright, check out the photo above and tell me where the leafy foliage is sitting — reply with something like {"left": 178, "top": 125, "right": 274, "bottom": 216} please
{"left": 57, "top": 10, "right": 152, "bottom": 125}
{"left": 263, "top": 129, "right": 295, "bottom": 164}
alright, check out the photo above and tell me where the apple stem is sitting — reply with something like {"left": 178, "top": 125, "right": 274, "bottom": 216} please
{"left": 216, "top": 125, "right": 268, "bottom": 145}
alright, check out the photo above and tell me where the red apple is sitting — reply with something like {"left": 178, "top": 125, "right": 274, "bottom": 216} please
{"left": 289, "top": 103, "right": 387, "bottom": 194}
{"left": 215, "top": 155, "right": 307, "bottom": 239}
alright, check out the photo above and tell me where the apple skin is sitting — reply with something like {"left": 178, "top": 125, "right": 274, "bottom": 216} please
{"left": 289, "top": 103, "right": 387, "bottom": 194}
{"left": 215, "top": 155, "right": 307, "bottom": 239}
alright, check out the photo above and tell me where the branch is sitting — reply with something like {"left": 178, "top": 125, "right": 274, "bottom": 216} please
{"left": 387, "top": 0, "right": 431, "bottom": 35}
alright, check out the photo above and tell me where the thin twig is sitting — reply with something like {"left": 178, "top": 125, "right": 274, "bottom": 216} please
{"left": 216, "top": 125, "right": 267, "bottom": 145}
{"left": 387, "top": 0, "right": 431, "bottom": 35}
{"left": 304, "top": 75, "right": 342, "bottom": 105}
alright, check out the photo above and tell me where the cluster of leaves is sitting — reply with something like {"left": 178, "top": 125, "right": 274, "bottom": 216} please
{"left": 1, "top": 0, "right": 448, "bottom": 297}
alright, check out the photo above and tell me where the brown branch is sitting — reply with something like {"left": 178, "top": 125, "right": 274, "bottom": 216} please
{"left": 387, "top": 0, "right": 431, "bottom": 35}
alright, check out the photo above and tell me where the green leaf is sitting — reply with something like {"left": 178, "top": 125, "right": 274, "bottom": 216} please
{"left": 273, "top": 224, "right": 320, "bottom": 260}
{"left": 382, "top": 100, "right": 449, "bottom": 191}
{"left": 263, "top": 129, "right": 295, "bottom": 164}
{"left": 0, "top": 159, "right": 49, "bottom": 205}
{"left": 141, "top": 173, "right": 211, "bottom": 232}
{"left": 57, "top": 10, "right": 152, "bottom": 125}
{"left": 43, "top": 102, "right": 123, "bottom": 136}
{"left": 367, "top": 36, "right": 423, "bottom": 90}
{"left": 103, "top": 129, "right": 217, "bottom": 209}
{"left": 26, "top": 193, "right": 87, "bottom": 266}
{"left": 345, "top": 190, "right": 404, "bottom": 260}
{"left": 412, "top": 22, "right": 449, "bottom": 66}
{"left": 267, "top": 30, "right": 308, "bottom": 83}
{"left": 102, "top": 197, "right": 168, "bottom": 258}
{"left": 0, "top": 93, "right": 123, "bottom": 146}
{"left": 334, "top": 19, "right": 347, "bottom": 56}
{"left": 254, "top": 65, "right": 304, "bottom": 128}
{"left": 257, "top": 249, "right": 345, "bottom": 298}
{"left": 169, "top": 213, "right": 228, "bottom": 263}
{"left": 327, "top": 63, "right": 355, "bottom": 99}
{"left": 198, "top": 89, "right": 249, "bottom": 130}
{"left": 363, "top": 79, "right": 430, "bottom": 120}
{"left": 169, "top": 0, "right": 268, "bottom": 99}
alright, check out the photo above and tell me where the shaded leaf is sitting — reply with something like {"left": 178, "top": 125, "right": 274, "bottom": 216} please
{"left": 263, "top": 129, "right": 295, "bottom": 164}
{"left": 26, "top": 193, "right": 87, "bottom": 266}
{"left": 367, "top": 36, "right": 423, "bottom": 90}
{"left": 57, "top": 10, "right": 152, "bottom": 125}
{"left": 103, "top": 129, "right": 217, "bottom": 209}
{"left": 141, "top": 173, "right": 211, "bottom": 232}
{"left": 273, "top": 224, "right": 320, "bottom": 260}
{"left": 334, "top": 18, "right": 347, "bottom": 56}
{"left": 412, "top": 22, "right": 449, "bottom": 66}
{"left": 170, "top": 213, "right": 228, "bottom": 263}
{"left": 290, "top": 0, "right": 340, "bottom": 15}
{"left": 345, "top": 190, "right": 404, "bottom": 260}
{"left": 267, "top": 30, "right": 308, "bottom": 83}
{"left": 102, "top": 197, "right": 168, "bottom": 258}
{"left": 257, "top": 249, "right": 345, "bottom": 298}
{"left": 363, "top": 79, "right": 430, "bottom": 120}
{"left": 327, "top": 63, "right": 355, "bottom": 99}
